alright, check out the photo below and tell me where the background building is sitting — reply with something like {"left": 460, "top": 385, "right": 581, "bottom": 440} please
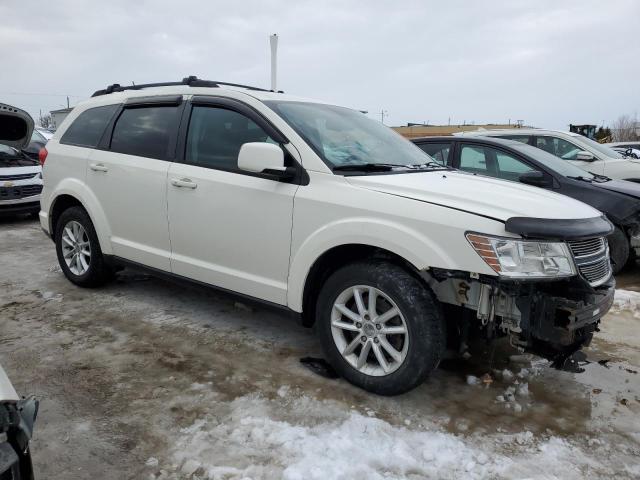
{"left": 50, "top": 107, "right": 73, "bottom": 131}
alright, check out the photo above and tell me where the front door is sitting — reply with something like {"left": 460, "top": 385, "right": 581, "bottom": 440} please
{"left": 167, "top": 101, "right": 298, "bottom": 305}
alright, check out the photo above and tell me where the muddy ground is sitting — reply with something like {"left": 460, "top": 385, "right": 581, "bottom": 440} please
{"left": 1, "top": 217, "right": 639, "bottom": 479}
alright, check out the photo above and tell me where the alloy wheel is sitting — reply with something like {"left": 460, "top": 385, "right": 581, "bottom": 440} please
{"left": 331, "top": 285, "right": 409, "bottom": 376}
{"left": 61, "top": 220, "right": 91, "bottom": 276}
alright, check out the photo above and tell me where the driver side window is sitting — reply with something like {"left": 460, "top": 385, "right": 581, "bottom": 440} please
{"left": 185, "top": 106, "right": 275, "bottom": 171}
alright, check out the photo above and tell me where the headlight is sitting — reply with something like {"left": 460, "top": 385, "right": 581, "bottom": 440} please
{"left": 466, "top": 233, "right": 576, "bottom": 278}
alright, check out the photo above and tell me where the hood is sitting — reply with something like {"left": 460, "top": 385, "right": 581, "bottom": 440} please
{"left": 0, "top": 365, "right": 19, "bottom": 402}
{"left": 0, "top": 103, "right": 34, "bottom": 150}
{"left": 346, "top": 170, "right": 602, "bottom": 222}
{"left": 593, "top": 179, "right": 640, "bottom": 199}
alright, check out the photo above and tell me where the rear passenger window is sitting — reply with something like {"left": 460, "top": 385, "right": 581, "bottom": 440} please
{"left": 110, "top": 106, "right": 180, "bottom": 160}
{"left": 60, "top": 105, "right": 118, "bottom": 148}
{"left": 185, "top": 106, "right": 275, "bottom": 171}
{"left": 416, "top": 142, "right": 451, "bottom": 165}
{"left": 460, "top": 146, "right": 490, "bottom": 173}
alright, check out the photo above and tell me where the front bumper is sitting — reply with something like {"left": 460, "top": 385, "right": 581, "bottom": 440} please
{"left": 514, "top": 276, "right": 615, "bottom": 354}
{"left": 0, "top": 200, "right": 40, "bottom": 216}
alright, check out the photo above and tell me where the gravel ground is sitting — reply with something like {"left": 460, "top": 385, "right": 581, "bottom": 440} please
{"left": 1, "top": 217, "right": 639, "bottom": 479}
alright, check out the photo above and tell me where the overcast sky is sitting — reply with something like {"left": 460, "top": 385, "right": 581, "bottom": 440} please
{"left": 1, "top": 0, "right": 638, "bottom": 130}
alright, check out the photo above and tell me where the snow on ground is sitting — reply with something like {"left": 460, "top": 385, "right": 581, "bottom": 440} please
{"left": 157, "top": 389, "right": 637, "bottom": 480}
{"left": 612, "top": 289, "right": 640, "bottom": 316}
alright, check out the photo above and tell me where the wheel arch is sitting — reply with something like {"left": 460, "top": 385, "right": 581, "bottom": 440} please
{"left": 47, "top": 180, "right": 112, "bottom": 254}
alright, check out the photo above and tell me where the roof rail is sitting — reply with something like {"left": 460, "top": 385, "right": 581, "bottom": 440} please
{"left": 91, "top": 76, "right": 281, "bottom": 97}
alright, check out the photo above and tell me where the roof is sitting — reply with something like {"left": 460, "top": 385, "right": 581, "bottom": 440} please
{"left": 455, "top": 128, "right": 582, "bottom": 137}
{"left": 50, "top": 107, "right": 73, "bottom": 114}
{"left": 411, "top": 135, "right": 528, "bottom": 148}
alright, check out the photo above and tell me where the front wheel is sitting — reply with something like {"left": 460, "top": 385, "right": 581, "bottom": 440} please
{"left": 316, "top": 260, "right": 445, "bottom": 395}
{"left": 608, "top": 226, "right": 630, "bottom": 275}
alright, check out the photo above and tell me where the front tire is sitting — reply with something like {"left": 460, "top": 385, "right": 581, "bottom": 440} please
{"left": 55, "top": 206, "right": 113, "bottom": 287}
{"left": 316, "top": 260, "right": 445, "bottom": 395}
{"left": 608, "top": 226, "right": 630, "bottom": 275}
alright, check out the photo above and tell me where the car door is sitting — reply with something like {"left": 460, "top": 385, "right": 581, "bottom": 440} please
{"left": 86, "top": 96, "right": 184, "bottom": 271}
{"left": 167, "top": 97, "right": 298, "bottom": 305}
{"left": 532, "top": 135, "right": 605, "bottom": 175}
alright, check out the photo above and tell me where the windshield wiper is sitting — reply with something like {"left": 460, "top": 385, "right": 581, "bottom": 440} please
{"left": 567, "top": 175, "right": 594, "bottom": 183}
{"left": 588, "top": 171, "right": 611, "bottom": 182}
{"left": 409, "top": 161, "right": 450, "bottom": 170}
{"left": 332, "top": 163, "right": 409, "bottom": 172}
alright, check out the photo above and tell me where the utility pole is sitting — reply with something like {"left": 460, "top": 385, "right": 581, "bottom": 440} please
{"left": 270, "top": 34, "right": 278, "bottom": 91}
{"left": 66, "top": 96, "right": 70, "bottom": 109}
{"left": 380, "top": 109, "right": 388, "bottom": 124}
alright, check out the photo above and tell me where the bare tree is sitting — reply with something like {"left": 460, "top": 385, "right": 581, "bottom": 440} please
{"left": 39, "top": 113, "right": 53, "bottom": 130}
{"left": 612, "top": 114, "right": 639, "bottom": 142}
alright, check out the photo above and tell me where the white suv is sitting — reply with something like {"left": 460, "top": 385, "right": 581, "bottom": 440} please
{"left": 458, "top": 128, "right": 640, "bottom": 181}
{"left": 39, "top": 77, "right": 615, "bottom": 395}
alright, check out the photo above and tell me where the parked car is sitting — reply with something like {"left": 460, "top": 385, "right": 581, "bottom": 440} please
{"left": 457, "top": 129, "right": 640, "bottom": 181}
{"left": 607, "top": 141, "right": 640, "bottom": 151}
{"left": 612, "top": 146, "right": 640, "bottom": 159}
{"left": 21, "top": 129, "right": 50, "bottom": 162}
{"left": 0, "top": 104, "right": 43, "bottom": 217}
{"left": 413, "top": 136, "right": 640, "bottom": 273}
{"left": 0, "top": 364, "right": 38, "bottom": 480}
{"left": 39, "top": 77, "right": 615, "bottom": 395}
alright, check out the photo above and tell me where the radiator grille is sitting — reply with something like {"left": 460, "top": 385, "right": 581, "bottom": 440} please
{"left": 0, "top": 184, "right": 43, "bottom": 200}
{"left": 0, "top": 173, "right": 38, "bottom": 181}
{"left": 567, "top": 238, "right": 611, "bottom": 287}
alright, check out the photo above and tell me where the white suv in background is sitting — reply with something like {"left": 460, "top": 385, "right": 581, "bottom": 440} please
{"left": 39, "top": 77, "right": 615, "bottom": 395}
{"left": 459, "top": 128, "right": 640, "bottom": 181}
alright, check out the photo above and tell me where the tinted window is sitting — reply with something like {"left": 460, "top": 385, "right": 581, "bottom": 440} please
{"left": 460, "top": 145, "right": 490, "bottom": 173}
{"left": 185, "top": 106, "right": 275, "bottom": 171}
{"left": 110, "top": 106, "right": 180, "bottom": 160}
{"left": 416, "top": 142, "right": 451, "bottom": 165}
{"left": 534, "top": 136, "right": 581, "bottom": 160}
{"left": 60, "top": 105, "right": 118, "bottom": 148}
{"left": 460, "top": 144, "right": 537, "bottom": 181}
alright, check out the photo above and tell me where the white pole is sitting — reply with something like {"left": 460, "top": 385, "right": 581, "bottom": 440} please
{"left": 270, "top": 34, "right": 278, "bottom": 91}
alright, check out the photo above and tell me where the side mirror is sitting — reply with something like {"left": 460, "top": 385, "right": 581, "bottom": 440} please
{"left": 238, "top": 142, "right": 294, "bottom": 178}
{"left": 576, "top": 150, "right": 595, "bottom": 161}
{"left": 519, "top": 171, "right": 552, "bottom": 187}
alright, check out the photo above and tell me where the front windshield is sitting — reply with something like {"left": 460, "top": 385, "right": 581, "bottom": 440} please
{"left": 514, "top": 144, "right": 596, "bottom": 180}
{"left": 578, "top": 136, "right": 624, "bottom": 159}
{"left": 266, "top": 101, "right": 434, "bottom": 169}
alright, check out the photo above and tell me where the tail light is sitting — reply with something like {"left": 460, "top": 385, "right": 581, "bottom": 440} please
{"left": 38, "top": 147, "right": 48, "bottom": 166}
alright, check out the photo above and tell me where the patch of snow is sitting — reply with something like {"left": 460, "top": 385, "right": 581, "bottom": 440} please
{"left": 612, "top": 289, "right": 640, "bottom": 316}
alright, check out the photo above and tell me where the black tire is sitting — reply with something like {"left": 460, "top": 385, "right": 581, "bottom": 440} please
{"left": 54, "top": 206, "right": 114, "bottom": 287}
{"left": 316, "top": 260, "right": 445, "bottom": 395}
{"left": 608, "top": 226, "right": 630, "bottom": 275}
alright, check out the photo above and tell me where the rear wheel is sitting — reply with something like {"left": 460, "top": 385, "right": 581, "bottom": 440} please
{"left": 608, "top": 226, "right": 630, "bottom": 274}
{"left": 55, "top": 206, "right": 113, "bottom": 287}
{"left": 316, "top": 260, "right": 445, "bottom": 395}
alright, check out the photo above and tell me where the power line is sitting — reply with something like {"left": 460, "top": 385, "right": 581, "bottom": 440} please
{"left": 0, "top": 91, "right": 86, "bottom": 98}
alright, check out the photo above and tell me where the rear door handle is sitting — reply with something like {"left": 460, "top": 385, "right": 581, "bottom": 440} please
{"left": 171, "top": 178, "right": 197, "bottom": 189}
{"left": 89, "top": 163, "right": 108, "bottom": 172}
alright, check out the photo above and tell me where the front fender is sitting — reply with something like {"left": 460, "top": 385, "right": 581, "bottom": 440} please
{"left": 45, "top": 178, "right": 113, "bottom": 254}
{"left": 287, "top": 217, "right": 456, "bottom": 312}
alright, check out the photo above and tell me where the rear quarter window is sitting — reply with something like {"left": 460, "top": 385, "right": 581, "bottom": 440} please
{"left": 60, "top": 105, "right": 119, "bottom": 148}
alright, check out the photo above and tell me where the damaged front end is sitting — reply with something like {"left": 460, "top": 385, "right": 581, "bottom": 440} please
{"left": 0, "top": 366, "right": 38, "bottom": 480}
{"left": 427, "top": 220, "right": 616, "bottom": 368}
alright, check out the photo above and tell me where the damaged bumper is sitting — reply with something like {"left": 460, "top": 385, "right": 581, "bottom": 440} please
{"left": 430, "top": 270, "right": 615, "bottom": 361}
{"left": 0, "top": 397, "right": 38, "bottom": 480}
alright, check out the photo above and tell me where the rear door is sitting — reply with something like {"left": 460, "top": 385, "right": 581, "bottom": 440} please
{"left": 86, "top": 96, "right": 184, "bottom": 270}
{"left": 167, "top": 97, "right": 298, "bottom": 304}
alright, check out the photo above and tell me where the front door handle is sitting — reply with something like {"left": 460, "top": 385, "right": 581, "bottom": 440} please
{"left": 90, "top": 163, "right": 108, "bottom": 172}
{"left": 171, "top": 178, "right": 197, "bottom": 189}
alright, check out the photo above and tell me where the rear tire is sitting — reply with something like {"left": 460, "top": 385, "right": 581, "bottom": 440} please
{"left": 55, "top": 206, "right": 114, "bottom": 287}
{"left": 608, "top": 226, "right": 630, "bottom": 275}
{"left": 316, "top": 260, "right": 445, "bottom": 395}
